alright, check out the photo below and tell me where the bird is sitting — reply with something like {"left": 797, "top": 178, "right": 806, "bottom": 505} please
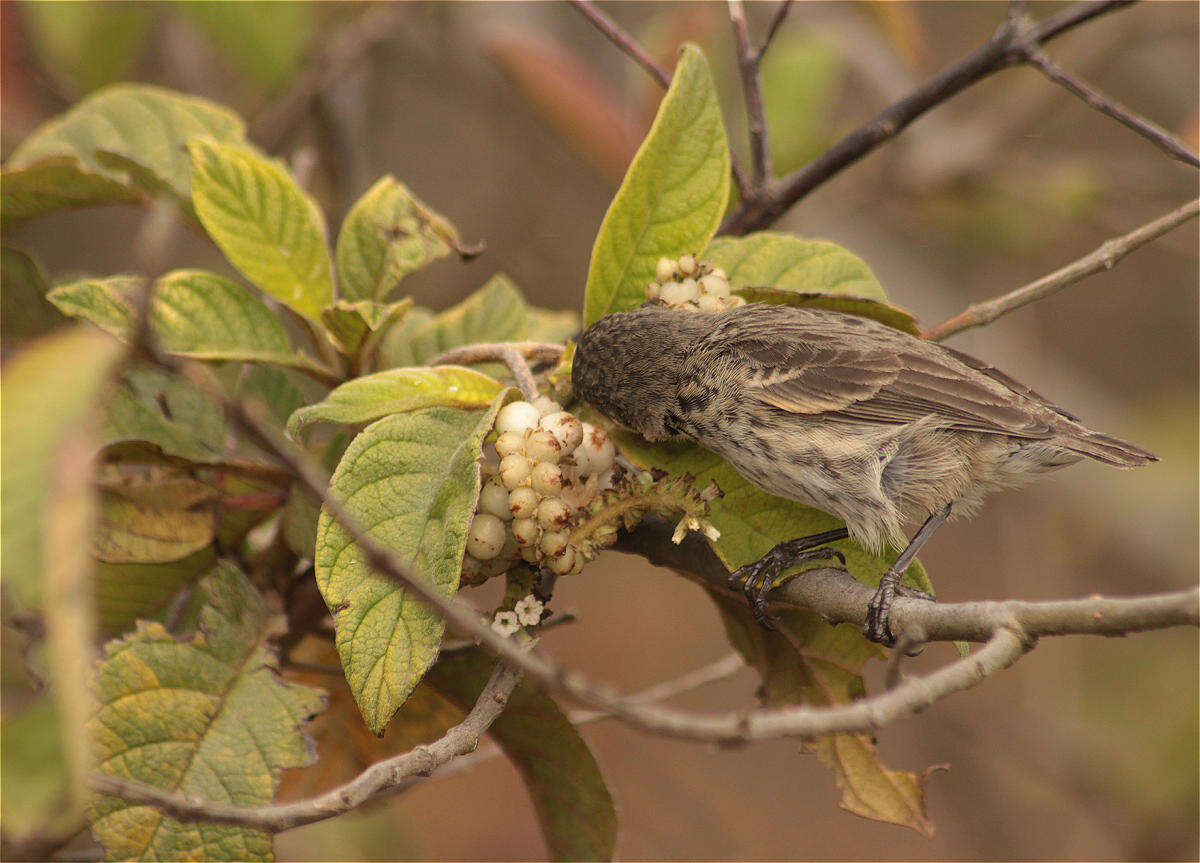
{"left": 571, "top": 301, "right": 1158, "bottom": 644}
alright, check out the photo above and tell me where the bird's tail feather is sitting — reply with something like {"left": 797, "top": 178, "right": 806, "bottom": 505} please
{"left": 1062, "top": 428, "right": 1158, "bottom": 467}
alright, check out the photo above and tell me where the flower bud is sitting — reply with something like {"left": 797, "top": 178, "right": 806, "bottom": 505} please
{"left": 539, "top": 411, "right": 583, "bottom": 453}
{"left": 537, "top": 497, "right": 573, "bottom": 529}
{"left": 531, "top": 461, "right": 565, "bottom": 496}
{"left": 466, "top": 513, "right": 506, "bottom": 560}
{"left": 499, "top": 454, "right": 532, "bottom": 489}
{"left": 511, "top": 517, "right": 541, "bottom": 547}
{"left": 508, "top": 486, "right": 539, "bottom": 520}
{"left": 479, "top": 476, "right": 512, "bottom": 520}
{"left": 655, "top": 256, "right": 676, "bottom": 283}
{"left": 525, "top": 429, "right": 563, "bottom": 462}
{"left": 495, "top": 401, "right": 540, "bottom": 435}
{"left": 494, "top": 429, "right": 526, "bottom": 458}
{"left": 539, "top": 530, "right": 569, "bottom": 558}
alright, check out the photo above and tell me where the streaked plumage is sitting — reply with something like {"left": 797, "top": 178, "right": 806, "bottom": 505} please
{"left": 573, "top": 302, "right": 1157, "bottom": 556}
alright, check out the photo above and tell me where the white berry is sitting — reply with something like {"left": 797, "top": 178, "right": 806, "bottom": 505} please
{"left": 659, "top": 280, "right": 688, "bottom": 306}
{"left": 479, "top": 477, "right": 512, "bottom": 520}
{"left": 539, "top": 411, "right": 583, "bottom": 453}
{"left": 548, "top": 545, "right": 577, "bottom": 575}
{"left": 697, "top": 293, "right": 725, "bottom": 314}
{"left": 499, "top": 454, "right": 533, "bottom": 489}
{"left": 699, "top": 274, "right": 731, "bottom": 298}
{"left": 539, "top": 530, "right": 569, "bottom": 558}
{"left": 655, "top": 256, "right": 676, "bottom": 282}
{"left": 531, "top": 461, "right": 565, "bottom": 496}
{"left": 678, "top": 254, "right": 697, "bottom": 276}
{"left": 645, "top": 281, "right": 661, "bottom": 301}
{"left": 495, "top": 429, "right": 526, "bottom": 458}
{"left": 537, "top": 497, "right": 572, "bottom": 528}
{"left": 575, "top": 423, "right": 615, "bottom": 476}
{"left": 511, "top": 517, "right": 540, "bottom": 547}
{"left": 466, "top": 513, "right": 506, "bottom": 560}
{"left": 525, "top": 429, "right": 563, "bottom": 463}
{"left": 495, "top": 401, "right": 540, "bottom": 435}
{"left": 531, "top": 395, "right": 562, "bottom": 415}
{"left": 508, "top": 486, "right": 539, "bottom": 520}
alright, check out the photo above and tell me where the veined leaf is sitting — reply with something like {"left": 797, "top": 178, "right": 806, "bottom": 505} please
{"left": 427, "top": 649, "right": 617, "bottom": 861}
{"left": 2, "top": 84, "right": 245, "bottom": 224}
{"left": 704, "top": 232, "right": 886, "bottom": 301}
{"left": 288, "top": 366, "right": 505, "bottom": 438}
{"left": 1, "top": 327, "right": 125, "bottom": 607}
{"left": 321, "top": 297, "right": 412, "bottom": 357}
{"left": 90, "top": 563, "right": 324, "bottom": 862}
{"left": 583, "top": 44, "right": 730, "bottom": 324}
{"left": 188, "top": 138, "right": 334, "bottom": 321}
{"left": 377, "top": 275, "right": 527, "bottom": 369}
{"left": 102, "top": 366, "right": 228, "bottom": 464}
{"left": 49, "top": 270, "right": 335, "bottom": 377}
{"left": 93, "top": 468, "right": 217, "bottom": 564}
{"left": 335, "top": 176, "right": 463, "bottom": 301}
{"left": 94, "top": 547, "right": 219, "bottom": 636}
{"left": 733, "top": 287, "right": 921, "bottom": 335}
{"left": 314, "top": 397, "right": 505, "bottom": 734}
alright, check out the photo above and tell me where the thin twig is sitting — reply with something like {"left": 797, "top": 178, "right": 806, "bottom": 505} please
{"left": 567, "top": 0, "right": 671, "bottom": 89}
{"left": 90, "top": 661, "right": 522, "bottom": 833}
{"left": 428, "top": 341, "right": 564, "bottom": 401}
{"left": 720, "top": 0, "right": 1135, "bottom": 234}
{"left": 922, "top": 197, "right": 1200, "bottom": 341}
{"left": 1022, "top": 46, "right": 1200, "bottom": 167}
{"left": 569, "top": 652, "right": 745, "bottom": 724}
{"left": 728, "top": 0, "right": 772, "bottom": 188}
{"left": 755, "top": 0, "right": 794, "bottom": 65}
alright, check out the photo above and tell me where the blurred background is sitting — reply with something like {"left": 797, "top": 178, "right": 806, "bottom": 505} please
{"left": 2, "top": 1, "right": 1197, "bottom": 859}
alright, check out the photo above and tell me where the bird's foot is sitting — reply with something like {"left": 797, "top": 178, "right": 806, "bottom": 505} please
{"left": 730, "top": 546, "right": 846, "bottom": 631}
{"left": 863, "top": 575, "right": 936, "bottom": 646}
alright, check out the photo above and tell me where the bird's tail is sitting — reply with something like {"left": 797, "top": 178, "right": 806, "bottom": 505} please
{"left": 1061, "top": 427, "right": 1159, "bottom": 467}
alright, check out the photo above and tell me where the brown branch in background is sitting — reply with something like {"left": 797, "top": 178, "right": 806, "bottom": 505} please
{"left": 922, "top": 197, "right": 1200, "bottom": 341}
{"left": 428, "top": 341, "right": 565, "bottom": 401}
{"left": 720, "top": 0, "right": 1136, "bottom": 234}
{"left": 728, "top": 0, "right": 772, "bottom": 189}
{"left": 754, "top": 0, "right": 794, "bottom": 65}
{"left": 1022, "top": 46, "right": 1200, "bottom": 167}
{"left": 567, "top": 0, "right": 671, "bottom": 89}
{"left": 90, "top": 661, "right": 522, "bottom": 833}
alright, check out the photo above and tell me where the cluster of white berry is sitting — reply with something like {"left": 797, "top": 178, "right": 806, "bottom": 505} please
{"left": 645, "top": 255, "right": 745, "bottom": 313}
{"left": 463, "top": 396, "right": 616, "bottom": 582}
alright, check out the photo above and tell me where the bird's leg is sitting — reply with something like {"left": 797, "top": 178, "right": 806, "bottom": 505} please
{"left": 728, "top": 527, "right": 850, "bottom": 630}
{"left": 863, "top": 503, "right": 951, "bottom": 646}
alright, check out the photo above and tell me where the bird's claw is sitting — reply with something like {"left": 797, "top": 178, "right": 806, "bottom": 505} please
{"left": 730, "top": 547, "right": 846, "bottom": 631}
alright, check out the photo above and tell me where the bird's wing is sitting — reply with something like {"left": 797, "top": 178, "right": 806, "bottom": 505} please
{"left": 703, "top": 306, "right": 1062, "bottom": 438}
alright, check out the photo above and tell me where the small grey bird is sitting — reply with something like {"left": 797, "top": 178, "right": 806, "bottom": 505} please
{"left": 571, "top": 302, "right": 1158, "bottom": 643}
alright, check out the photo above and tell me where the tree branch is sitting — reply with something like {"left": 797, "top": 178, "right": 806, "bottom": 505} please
{"left": 720, "top": 0, "right": 1136, "bottom": 234}
{"left": 728, "top": 0, "right": 772, "bottom": 189}
{"left": 90, "top": 660, "right": 522, "bottom": 833}
{"left": 1021, "top": 45, "right": 1200, "bottom": 167}
{"left": 567, "top": 0, "right": 671, "bottom": 89}
{"left": 428, "top": 341, "right": 564, "bottom": 401}
{"left": 922, "top": 196, "right": 1200, "bottom": 341}
{"left": 754, "top": 0, "right": 794, "bottom": 65}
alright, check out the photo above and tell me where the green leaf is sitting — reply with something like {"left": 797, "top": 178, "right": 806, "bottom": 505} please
{"left": 321, "top": 297, "right": 413, "bottom": 357}
{"left": 1, "top": 697, "right": 75, "bottom": 844}
{"left": 714, "top": 596, "right": 936, "bottom": 835}
{"left": 21, "top": 1, "right": 153, "bottom": 93}
{"left": 2, "top": 84, "right": 246, "bottom": 223}
{"left": 760, "top": 32, "right": 844, "bottom": 173}
{"left": 733, "top": 287, "right": 921, "bottom": 335}
{"left": 314, "top": 397, "right": 506, "bottom": 734}
{"left": 427, "top": 649, "right": 617, "bottom": 861}
{"left": 91, "top": 563, "right": 324, "bottom": 862}
{"left": 94, "top": 547, "right": 219, "bottom": 636}
{"left": 1, "top": 245, "right": 63, "bottom": 345}
{"left": 1, "top": 327, "right": 125, "bottom": 607}
{"left": 176, "top": 1, "right": 315, "bottom": 92}
{"left": 335, "top": 175, "right": 464, "bottom": 301}
{"left": 188, "top": 138, "right": 334, "bottom": 321}
{"left": 583, "top": 44, "right": 730, "bottom": 325}
{"left": 377, "top": 275, "right": 527, "bottom": 369}
{"left": 704, "top": 231, "right": 886, "bottom": 301}
{"left": 102, "top": 366, "right": 228, "bottom": 464}
{"left": 236, "top": 364, "right": 310, "bottom": 429}
{"left": 525, "top": 305, "right": 581, "bottom": 345}
{"left": 94, "top": 468, "right": 217, "bottom": 564}
{"left": 288, "top": 366, "right": 505, "bottom": 438}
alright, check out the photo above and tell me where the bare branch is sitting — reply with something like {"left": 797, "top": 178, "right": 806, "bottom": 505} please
{"left": 1022, "top": 46, "right": 1200, "bottom": 167}
{"left": 755, "top": 0, "right": 794, "bottom": 65}
{"left": 90, "top": 661, "right": 522, "bottom": 832}
{"left": 922, "top": 197, "right": 1200, "bottom": 341}
{"left": 728, "top": 0, "right": 772, "bottom": 188}
{"left": 721, "top": 0, "right": 1136, "bottom": 234}
{"left": 428, "top": 341, "right": 564, "bottom": 401}
{"left": 568, "top": 0, "right": 671, "bottom": 89}
{"left": 569, "top": 652, "right": 745, "bottom": 724}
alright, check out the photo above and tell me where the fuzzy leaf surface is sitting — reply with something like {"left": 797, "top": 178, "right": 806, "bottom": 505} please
{"left": 102, "top": 366, "right": 228, "bottom": 464}
{"left": 188, "top": 138, "right": 334, "bottom": 321}
{"left": 583, "top": 44, "right": 730, "bottom": 325}
{"left": 335, "top": 175, "right": 462, "bottom": 301}
{"left": 314, "top": 398, "right": 505, "bottom": 734}
{"left": 427, "top": 649, "right": 618, "bottom": 862}
{"left": 90, "top": 563, "right": 324, "bottom": 861}
{"left": 288, "top": 366, "right": 505, "bottom": 437}
{"left": 705, "top": 231, "right": 886, "bottom": 300}
{"left": 2, "top": 84, "right": 245, "bottom": 223}
{"left": 1, "top": 327, "right": 124, "bottom": 606}
{"left": 321, "top": 298, "right": 412, "bottom": 357}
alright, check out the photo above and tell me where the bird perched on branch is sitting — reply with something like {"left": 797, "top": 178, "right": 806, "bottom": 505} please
{"left": 572, "top": 301, "right": 1158, "bottom": 644}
